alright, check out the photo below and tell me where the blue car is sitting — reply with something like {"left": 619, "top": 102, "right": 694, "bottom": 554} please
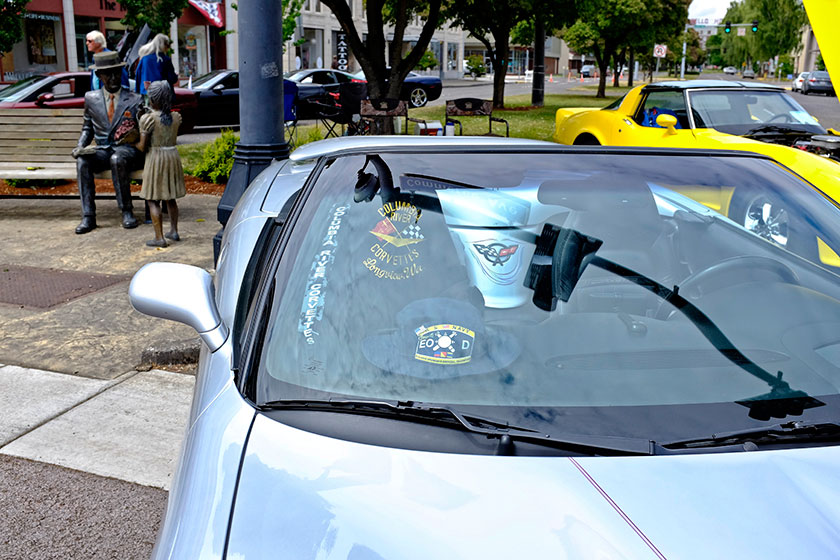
{"left": 132, "top": 137, "right": 840, "bottom": 559}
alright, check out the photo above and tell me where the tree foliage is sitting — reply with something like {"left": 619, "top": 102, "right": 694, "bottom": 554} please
{"left": 719, "top": 0, "right": 806, "bottom": 69}
{"left": 415, "top": 50, "right": 439, "bottom": 70}
{"left": 445, "top": 0, "right": 532, "bottom": 108}
{"left": 320, "top": 0, "right": 443, "bottom": 105}
{"left": 117, "top": 0, "right": 189, "bottom": 34}
{"left": 0, "top": 0, "right": 29, "bottom": 56}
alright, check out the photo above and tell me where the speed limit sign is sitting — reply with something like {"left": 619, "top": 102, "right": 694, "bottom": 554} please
{"left": 653, "top": 44, "right": 667, "bottom": 58}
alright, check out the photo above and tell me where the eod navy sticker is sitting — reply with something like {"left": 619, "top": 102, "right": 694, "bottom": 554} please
{"left": 414, "top": 324, "right": 475, "bottom": 365}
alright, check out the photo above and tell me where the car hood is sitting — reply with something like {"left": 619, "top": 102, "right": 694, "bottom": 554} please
{"left": 226, "top": 414, "right": 840, "bottom": 559}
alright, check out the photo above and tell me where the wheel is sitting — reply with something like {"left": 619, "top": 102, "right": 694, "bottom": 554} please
{"left": 573, "top": 134, "right": 600, "bottom": 145}
{"left": 678, "top": 256, "right": 799, "bottom": 300}
{"left": 728, "top": 191, "right": 791, "bottom": 249}
{"left": 409, "top": 87, "right": 428, "bottom": 108}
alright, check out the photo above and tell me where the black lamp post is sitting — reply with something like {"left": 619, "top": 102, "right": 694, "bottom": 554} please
{"left": 214, "top": 0, "right": 290, "bottom": 261}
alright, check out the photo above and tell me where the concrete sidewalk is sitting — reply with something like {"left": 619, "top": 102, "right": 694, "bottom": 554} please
{"left": 0, "top": 194, "right": 220, "bottom": 490}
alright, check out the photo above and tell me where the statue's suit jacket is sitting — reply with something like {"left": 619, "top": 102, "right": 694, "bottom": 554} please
{"left": 77, "top": 88, "right": 144, "bottom": 148}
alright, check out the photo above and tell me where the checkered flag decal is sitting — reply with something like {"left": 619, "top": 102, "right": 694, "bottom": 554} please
{"left": 401, "top": 224, "right": 424, "bottom": 239}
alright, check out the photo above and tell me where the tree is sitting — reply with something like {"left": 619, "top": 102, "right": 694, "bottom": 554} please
{"left": 320, "top": 0, "right": 443, "bottom": 105}
{"left": 0, "top": 0, "right": 28, "bottom": 56}
{"left": 564, "top": 0, "right": 650, "bottom": 98}
{"left": 118, "top": 0, "right": 189, "bottom": 34}
{"left": 445, "top": 0, "right": 532, "bottom": 108}
{"left": 415, "top": 49, "right": 439, "bottom": 71}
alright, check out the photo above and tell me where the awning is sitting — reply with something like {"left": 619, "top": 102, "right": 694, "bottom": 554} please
{"left": 188, "top": 0, "right": 224, "bottom": 28}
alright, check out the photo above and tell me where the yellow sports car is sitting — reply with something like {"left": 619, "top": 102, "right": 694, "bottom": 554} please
{"left": 554, "top": 80, "right": 840, "bottom": 266}
{"left": 554, "top": 80, "right": 840, "bottom": 195}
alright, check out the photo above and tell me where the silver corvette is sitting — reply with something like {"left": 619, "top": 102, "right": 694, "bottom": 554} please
{"left": 131, "top": 137, "right": 840, "bottom": 559}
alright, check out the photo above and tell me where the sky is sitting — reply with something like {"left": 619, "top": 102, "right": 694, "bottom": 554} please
{"left": 688, "top": 0, "right": 734, "bottom": 20}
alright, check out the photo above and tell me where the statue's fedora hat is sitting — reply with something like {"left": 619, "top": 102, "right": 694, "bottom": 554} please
{"left": 93, "top": 51, "right": 126, "bottom": 71}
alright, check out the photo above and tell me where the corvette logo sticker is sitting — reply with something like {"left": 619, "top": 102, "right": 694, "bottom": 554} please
{"left": 415, "top": 324, "right": 475, "bottom": 365}
{"left": 470, "top": 239, "right": 522, "bottom": 285}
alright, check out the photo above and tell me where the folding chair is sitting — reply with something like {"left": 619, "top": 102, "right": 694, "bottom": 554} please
{"left": 360, "top": 98, "right": 427, "bottom": 135}
{"left": 445, "top": 98, "right": 509, "bottom": 137}
{"left": 283, "top": 79, "right": 299, "bottom": 147}
{"left": 313, "top": 82, "right": 368, "bottom": 138}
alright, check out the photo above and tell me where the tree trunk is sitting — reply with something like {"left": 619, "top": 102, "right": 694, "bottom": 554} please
{"left": 491, "top": 35, "right": 510, "bottom": 108}
{"left": 628, "top": 48, "right": 635, "bottom": 87}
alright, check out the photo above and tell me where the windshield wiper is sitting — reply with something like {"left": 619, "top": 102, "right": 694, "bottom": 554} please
{"left": 525, "top": 224, "right": 825, "bottom": 421}
{"left": 662, "top": 420, "right": 840, "bottom": 450}
{"left": 744, "top": 124, "right": 808, "bottom": 137}
{"left": 258, "top": 398, "right": 655, "bottom": 456}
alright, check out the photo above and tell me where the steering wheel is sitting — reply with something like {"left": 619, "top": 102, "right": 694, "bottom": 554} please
{"left": 656, "top": 256, "right": 799, "bottom": 318}
{"left": 767, "top": 113, "right": 793, "bottom": 123}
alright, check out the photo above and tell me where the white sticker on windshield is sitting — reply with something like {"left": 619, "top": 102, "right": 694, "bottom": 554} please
{"left": 790, "top": 111, "right": 818, "bottom": 125}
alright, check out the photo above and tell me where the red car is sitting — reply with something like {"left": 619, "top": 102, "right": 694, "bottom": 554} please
{"left": 0, "top": 72, "right": 198, "bottom": 134}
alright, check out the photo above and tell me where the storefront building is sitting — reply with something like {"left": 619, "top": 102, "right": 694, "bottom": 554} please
{"left": 1, "top": 0, "right": 226, "bottom": 84}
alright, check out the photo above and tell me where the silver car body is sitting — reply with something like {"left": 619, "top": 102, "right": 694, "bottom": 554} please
{"left": 132, "top": 137, "right": 840, "bottom": 559}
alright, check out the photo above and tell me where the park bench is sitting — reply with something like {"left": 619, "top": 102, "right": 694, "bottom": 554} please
{"left": 0, "top": 107, "right": 142, "bottom": 194}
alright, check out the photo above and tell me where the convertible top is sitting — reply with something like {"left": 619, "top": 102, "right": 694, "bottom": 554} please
{"left": 644, "top": 80, "right": 783, "bottom": 92}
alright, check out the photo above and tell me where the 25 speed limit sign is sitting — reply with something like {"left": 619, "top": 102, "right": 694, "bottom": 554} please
{"left": 653, "top": 44, "right": 667, "bottom": 58}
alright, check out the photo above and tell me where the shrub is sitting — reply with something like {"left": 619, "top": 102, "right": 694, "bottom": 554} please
{"left": 6, "top": 178, "right": 65, "bottom": 188}
{"left": 415, "top": 50, "right": 439, "bottom": 71}
{"left": 465, "top": 54, "right": 486, "bottom": 78}
{"left": 192, "top": 128, "right": 239, "bottom": 184}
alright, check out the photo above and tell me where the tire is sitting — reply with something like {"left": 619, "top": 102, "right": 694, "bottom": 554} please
{"left": 409, "top": 87, "right": 428, "bottom": 108}
{"left": 573, "top": 134, "right": 600, "bottom": 146}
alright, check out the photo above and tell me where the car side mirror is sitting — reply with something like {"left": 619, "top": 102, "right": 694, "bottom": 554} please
{"left": 36, "top": 92, "right": 54, "bottom": 106}
{"left": 212, "top": 84, "right": 225, "bottom": 94}
{"left": 129, "top": 262, "right": 228, "bottom": 351}
{"left": 656, "top": 114, "right": 678, "bottom": 134}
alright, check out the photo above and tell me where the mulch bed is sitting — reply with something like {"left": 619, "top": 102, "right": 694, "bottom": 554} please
{"left": 0, "top": 177, "right": 226, "bottom": 197}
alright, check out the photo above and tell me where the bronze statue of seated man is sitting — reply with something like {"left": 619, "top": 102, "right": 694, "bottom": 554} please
{"left": 71, "top": 51, "right": 145, "bottom": 234}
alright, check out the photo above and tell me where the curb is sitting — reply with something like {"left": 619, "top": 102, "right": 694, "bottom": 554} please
{"left": 139, "top": 338, "right": 200, "bottom": 368}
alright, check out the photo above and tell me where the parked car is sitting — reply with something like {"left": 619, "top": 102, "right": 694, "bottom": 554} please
{"left": 189, "top": 69, "right": 240, "bottom": 127}
{"left": 132, "top": 136, "right": 840, "bottom": 559}
{"left": 581, "top": 64, "right": 596, "bottom": 77}
{"left": 802, "top": 70, "right": 835, "bottom": 96}
{"left": 286, "top": 68, "right": 368, "bottom": 118}
{"left": 553, "top": 80, "right": 840, "bottom": 214}
{"left": 0, "top": 72, "right": 198, "bottom": 134}
{"left": 741, "top": 68, "right": 756, "bottom": 79}
{"left": 352, "top": 68, "right": 442, "bottom": 107}
{"left": 723, "top": 66, "right": 737, "bottom": 75}
{"left": 792, "top": 72, "right": 810, "bottom": 92}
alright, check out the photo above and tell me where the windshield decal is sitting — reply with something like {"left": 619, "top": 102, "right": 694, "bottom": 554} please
{"left": 470, "top": 238, "right": 524, "bottom": 285}
{"left": 415, "top": 324, "right": 475, "bottom": 365}
{"left": 362, "top": 202, "right": 424, "bottom": 280}
{"left": 299, "top": 204, "right": 347, "bottom": 345}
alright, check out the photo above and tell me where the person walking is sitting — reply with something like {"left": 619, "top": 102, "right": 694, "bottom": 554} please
{"left": 134, "top": 34, "right": 179, "bottom": 96}
{"left": 86, "top": 30, "right": 129, "bottom": 90}
{"left": 135, "top": 81, "right": 186, "bottom": 247}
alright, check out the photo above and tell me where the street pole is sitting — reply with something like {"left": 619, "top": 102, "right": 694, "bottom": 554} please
{"left": 214, "top": 0, "right": 290, "bottom": 260}
{"left": 532, "top": 18, "right": 545, "bottom": 107}
{"left": 680, "top": 24, "right": 688, "bottom": 80}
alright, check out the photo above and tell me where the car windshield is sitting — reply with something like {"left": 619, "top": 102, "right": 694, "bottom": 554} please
{"left": 688, "top": 89, "right": 826, "bottom": 134}
{"left": 191, "top": 70, "right": 227, "bottom": 88}
{"left": 0, "top": 75, "right": 47, "bottom": 102}
{"left": 256, "top": 150, "right": 840, "bottom": 445}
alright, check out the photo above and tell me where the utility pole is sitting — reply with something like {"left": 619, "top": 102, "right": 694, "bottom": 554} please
{"left": 214, "top": 0, "right": 290, "bottom": 260}
{"left": 532, "top": 18, "right": 545, "bottom": 107}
